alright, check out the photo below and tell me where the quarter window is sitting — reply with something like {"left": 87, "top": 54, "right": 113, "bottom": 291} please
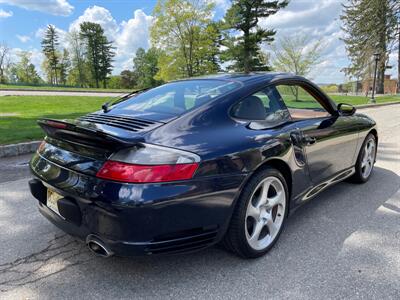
{"left": 275, "top": 84, "right": 330, "bottom": 120}
{"left": 231, "top": 88, "right": 290, "bottom": 125}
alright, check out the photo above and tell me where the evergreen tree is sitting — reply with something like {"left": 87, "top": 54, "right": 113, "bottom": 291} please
{"left": 41, "top": 25, "right": 60, "bottom": 85}
{"left": 80, "top": 22, "right": 115, "bottom": 88}
{"left": 341, "top": 0, "right": 398, "bottom": 94}
{"left": 99, "top": 35, "right": 115, "bottom": 88}
{"left": 222, "top": 0, "right": 288, "bottom": 73}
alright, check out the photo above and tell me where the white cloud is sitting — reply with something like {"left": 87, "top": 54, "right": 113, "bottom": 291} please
{"left": 16, "top": 34, "right": 31, "bottom": 43}
{"left": 0, "top": 8, "right": 13, "bottom": 18}
{"left": 0, "top": 0, "right": 73, "bottom": 16}
{"left": 115, "top": 10, "right": 153, "bottom": 71}
{"left": 69, "top": 6, "right": 153, "bottom": 73}
{"left": 260, "top": 0, "right": 348, "bottom": 83}
{"left": 69, "top": 6, "right": 118, "bottom": 39}
{"left": 26, "top": 6, "right": 153, "bottom": 76}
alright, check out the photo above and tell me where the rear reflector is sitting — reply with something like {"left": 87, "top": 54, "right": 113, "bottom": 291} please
{"left": 96, "top": 161, "right": 199, "bottom": 183}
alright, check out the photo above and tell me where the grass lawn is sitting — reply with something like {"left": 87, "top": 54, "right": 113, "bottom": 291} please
{"left": 1, "top": 94, "right": 399, "bottom": 145}
{"left": 0, "top": 84, "right": 133, "bottom": 93}
{"left": 329, "top": 94, "right": 400, "bottom": 106}
{"left": 0, "top": 96, "right": 108, "bottom": 144}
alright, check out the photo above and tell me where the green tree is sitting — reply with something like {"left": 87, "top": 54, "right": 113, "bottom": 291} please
{"left": 59, "top": 48, "right": 71, "bottom": 86}
{"left": 107, "top": 75, "right": 122, "bottom": 89}
{"left": 150, "top": 0, "right": 216, "bottom": 80}
{"left": 271, "top": 35, "right": 323, "bottom": 101}
{"left": 193, "top": 22, "right": 221, "bottom": 75}
{"left": 98, "top": 35, "right": 115, "bottom": 88}
{"left": 80, "top": 22, "right": 115, "bottom": 88}
{"left": 222, "top": 0, "right": 288, "bottom": 73}
{"left": 12, "top": 51, "right": 42, "bottom": 84}
{"left": 41, "top": 24, "right": 60, "bottom": 85}
{"left": 341, "top": 0, "right": 398, "bottom": 94}
{"left": 120, "top": 70, "right": 137, "bottom": 89}
{"left": 68, "top": 30, "right": 88, "bottom": 87}
{"left": 392, "top": 0, "right": 400, "bottom": 92}
{"left": 0, "top": 42, "right": 10, "bottom": 83}
{"left": 133, "top": 47, "right": 162, "bottom": 88}
{"left": 272, "top": 35, "right": 323, "bottom": 77}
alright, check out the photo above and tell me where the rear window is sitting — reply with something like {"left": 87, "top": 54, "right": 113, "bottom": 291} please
{"left": 113, "top": 80, "right": 240, "bottom": 117}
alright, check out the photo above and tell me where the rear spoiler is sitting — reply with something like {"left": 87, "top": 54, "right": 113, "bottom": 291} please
{"left": 38, "top": 118, "right": 143, "bottom": 150}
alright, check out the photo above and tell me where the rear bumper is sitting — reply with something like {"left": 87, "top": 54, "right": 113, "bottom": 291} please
{"left": 29, "top": 153, "right": 246, "bottom": 256}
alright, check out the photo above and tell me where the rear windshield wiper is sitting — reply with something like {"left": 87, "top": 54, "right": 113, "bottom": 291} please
{"left": 101, "top": 87, "right": 151, "bottom": 113}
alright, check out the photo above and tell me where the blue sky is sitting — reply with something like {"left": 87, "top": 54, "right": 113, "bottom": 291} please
{"left": 0, "top": 0, "right": 398, "bottom": 84}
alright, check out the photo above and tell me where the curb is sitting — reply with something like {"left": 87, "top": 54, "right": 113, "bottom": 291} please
{"left": 356, "top": 101, "right": 400, "bottom": 109}
{"left": 0, "top": 141, "right": 41, "bottom": 158}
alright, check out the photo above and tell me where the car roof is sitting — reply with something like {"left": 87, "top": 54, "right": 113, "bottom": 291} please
{"left": 190, "top": 72, "right": 298, "bottom": 84}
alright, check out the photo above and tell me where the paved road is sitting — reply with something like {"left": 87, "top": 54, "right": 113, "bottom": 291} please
{"left": 0, "top": 90, "right": 124, "bottom": 97}
{"left": 0, "top": 105, "right": 399, "bottom": 299}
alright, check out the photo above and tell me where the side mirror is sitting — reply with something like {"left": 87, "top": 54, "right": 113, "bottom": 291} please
{"left": 337, "top": 103, "right": 356, "bottom": 116}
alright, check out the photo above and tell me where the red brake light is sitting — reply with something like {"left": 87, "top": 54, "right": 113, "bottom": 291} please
{"left": 96, "top": 161, "right": 199, "bottom": 183}
{"left": 45, "top": 120, "right": 68, "bottom": 129}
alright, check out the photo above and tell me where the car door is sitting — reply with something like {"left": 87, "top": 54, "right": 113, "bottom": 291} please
{"left": 274, "top": 83, "right": 359, "bottom": 184}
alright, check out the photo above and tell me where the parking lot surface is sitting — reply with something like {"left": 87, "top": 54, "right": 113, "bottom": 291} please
{"left": 0, "top": 105, "right": 399, "bottom": 299}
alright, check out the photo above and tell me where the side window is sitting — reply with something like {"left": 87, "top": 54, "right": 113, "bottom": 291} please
{"left": 275, "top": 84, "right": 330, "bottom": 120}
{"left": 231, "top": 87, "right": 290, "bottom": 125}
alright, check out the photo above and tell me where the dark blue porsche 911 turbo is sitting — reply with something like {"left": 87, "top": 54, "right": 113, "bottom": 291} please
{"left": 29, "top": 73, "right": 377, "bottom": 258}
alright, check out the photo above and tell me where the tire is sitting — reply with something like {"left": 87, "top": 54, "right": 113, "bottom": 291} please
{"left": 349, "top": 133, "right": 377, "bottom": 183}
{"left": 223, "top": 167, "right": 289, "bottom": 258}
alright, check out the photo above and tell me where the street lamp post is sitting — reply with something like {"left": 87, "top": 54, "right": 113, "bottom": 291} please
{"left": 370, "top": 52, "right": 381, "bottom": 103}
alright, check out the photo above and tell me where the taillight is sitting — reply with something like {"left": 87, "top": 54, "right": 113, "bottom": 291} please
{"left": 44, "top": 120, "right": 68, "bottom": 129}
{"left": 96, "top": 143, "right": 200, "bottom": 183}
{"left": 97, "top": 161, "right": 198, "bottom": 183}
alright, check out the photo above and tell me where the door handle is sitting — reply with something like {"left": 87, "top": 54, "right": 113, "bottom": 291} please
{"left": 302, "top": 135, "right": 316, "bottom": 145}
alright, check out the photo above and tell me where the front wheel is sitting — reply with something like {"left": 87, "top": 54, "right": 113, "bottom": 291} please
{"left": 223, "top": 167, "right": 288, "bottom": 258}
{"left": 349, "top": 133, "right": 377, "bottom": 183}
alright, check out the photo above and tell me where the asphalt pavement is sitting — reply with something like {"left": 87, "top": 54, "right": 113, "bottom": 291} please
{"left": 0, "top": 105, "right": 399, "bottom": 299}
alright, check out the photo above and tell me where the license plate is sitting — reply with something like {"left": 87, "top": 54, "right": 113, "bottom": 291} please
{"left": 47, "top": 189, "right": 63, "bottom": 216}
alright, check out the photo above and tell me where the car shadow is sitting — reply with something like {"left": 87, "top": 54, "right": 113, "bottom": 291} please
{"left": 0, "top": 166, "right": 399, "bottom": 298}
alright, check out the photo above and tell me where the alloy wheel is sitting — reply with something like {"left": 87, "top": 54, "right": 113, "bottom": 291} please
{"left": 245, "top": 176, "right": 286, "bottom": 251}
{"left": 361, "top": 138, "right": 376, "bottom": 179}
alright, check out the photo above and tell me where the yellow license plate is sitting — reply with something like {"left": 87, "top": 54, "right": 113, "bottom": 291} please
{"left": 47, "top": 189, "right": 63, "bottom": 216}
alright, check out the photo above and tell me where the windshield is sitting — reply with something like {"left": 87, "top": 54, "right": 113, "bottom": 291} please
{"left": 112, "top": 80, "right": 241, "bottom": 117}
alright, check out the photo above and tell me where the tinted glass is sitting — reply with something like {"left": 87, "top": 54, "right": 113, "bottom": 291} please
{"left": 275, "top": 85, "right": 330, "bottom": 120}
{"left": 113, "top": 80, "right": 240, "bottom": 117}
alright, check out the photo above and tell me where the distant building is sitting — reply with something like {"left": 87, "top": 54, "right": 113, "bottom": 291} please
{"left": 362, "top": 75, "right": 398, "bottom": 95}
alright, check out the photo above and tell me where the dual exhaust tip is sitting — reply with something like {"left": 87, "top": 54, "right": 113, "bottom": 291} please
{"left": 86, "top": 235, "right": 113, "bottom": 258}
